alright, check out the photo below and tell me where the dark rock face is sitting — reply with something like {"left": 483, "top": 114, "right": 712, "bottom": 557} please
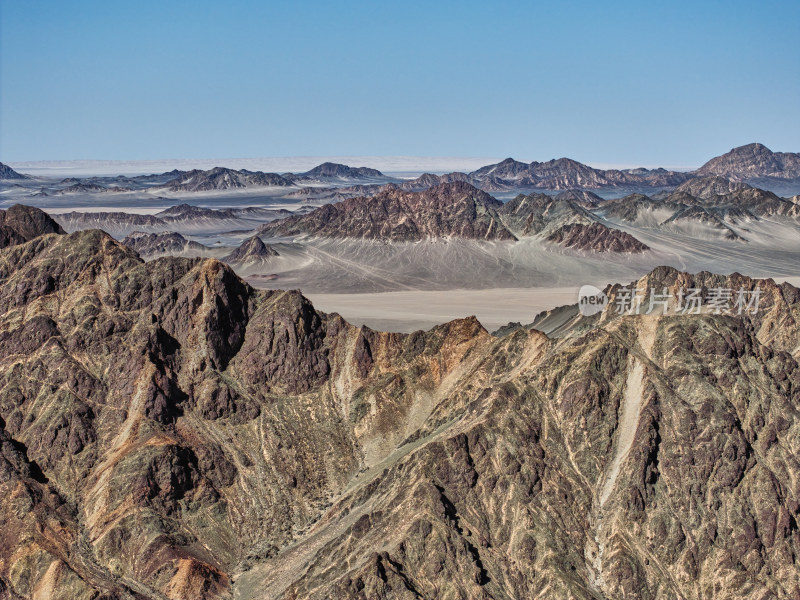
{"left": 0, "top": 204, "right": 64, "bottom": 249}
{"left": 0, "top": 210, "right": 798, "bottom": 599}
{"left": 260, "top": 181, "right": 517, "bottom": 241}
{"left": 697, "top": 142, "right": 800, "bottom": 180}
{"left": 547, "top": 221, "right": 650, "bottom": 252}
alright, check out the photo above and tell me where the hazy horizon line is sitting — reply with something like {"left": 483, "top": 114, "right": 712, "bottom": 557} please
{"left": 5, "top": 156, "right": 699, "bottom": 178}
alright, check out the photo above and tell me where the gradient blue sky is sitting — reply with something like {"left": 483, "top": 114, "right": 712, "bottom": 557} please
{"left": 2, "top": 0, "right": 798, "bottom": 166}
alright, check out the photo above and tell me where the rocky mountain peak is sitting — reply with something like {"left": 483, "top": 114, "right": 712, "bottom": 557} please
{"left": 0, "top": 204, "right": 64, "bottom": 248}
{"left": 224, "top": 236, "right": 279, "bottom": 264}
{"left": 697, "top": 142, "right": 800, "bottom": 179}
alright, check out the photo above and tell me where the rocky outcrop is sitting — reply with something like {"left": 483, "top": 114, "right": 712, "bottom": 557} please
{"left": 0, "top": 204, "right": 64, "bottom": 248}
{"left": 260, "top": 181, "right": 517, "bottom": 241}
{"left": 547, "top": 221, "right": 650, "bottom": 252}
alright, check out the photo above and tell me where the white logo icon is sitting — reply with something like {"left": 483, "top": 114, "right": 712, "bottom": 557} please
{"left": 578, "top": 285, "right": 608, "bottom": 316}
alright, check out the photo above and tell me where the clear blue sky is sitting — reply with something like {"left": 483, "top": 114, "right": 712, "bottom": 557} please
{"left": 2, "top": 0, "right": 798, "bottom": 166}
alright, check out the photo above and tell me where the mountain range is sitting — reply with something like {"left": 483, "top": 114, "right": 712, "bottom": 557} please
{"left": 418, "top": 144, "right": 800, "bottom": 193}
{"left": 257, "top": 180, "right": 660, "bottom": 252}
{"left": 0, "top": 210, "right": 797, "bottom": 599}
{"left": 121, "top": 231, "right": 209, "bottom": 258}
{"left": 259, "top": 181, "right": 736, "bottom": 253}
{"left": 259, "top": 181, "right": 518, "bottom": 241}
{"left": 470, "top": 157, "right": 693, "bottom": 191}
{"left": 54, "top": 205, "right": 293, "bottom": 237}
{"left": 5, "top": 144, "right": 800, "bottom": 196}
{"left": 163, "top": 167, "right": 294, "bottom": 192}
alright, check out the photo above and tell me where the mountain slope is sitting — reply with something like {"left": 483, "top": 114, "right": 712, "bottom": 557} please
{"left": 673, "top": 174, "right": 752, "bottom": 197}
{"left": 498, "top": 192, "right": 597, "bottom": 236}
{"left": 0, "top": 163, "right": 30, "bottom": 180}
{"left": 54, "top": 204, "right": 293, "bottom": 237}
{"left": 259, "top": 181, "right": 517, "bottom": 241}
{"left": 663, "top": 186, "right": 800, "bottom": 217}
{"left": 0, "top": 222, "right": 798, "bottom": 599}
{"left": 546, "top": 221, "right": 650, "bottom": 252}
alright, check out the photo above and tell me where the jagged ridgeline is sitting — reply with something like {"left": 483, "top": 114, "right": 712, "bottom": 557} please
{"left": 0, "top": 205, "right": 798, "bottom": 599}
